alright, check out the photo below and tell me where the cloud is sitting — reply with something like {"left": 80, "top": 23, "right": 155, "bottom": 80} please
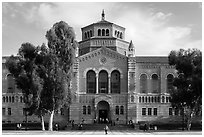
{"left": 115, "top": 9, "right": 201, "bottom": 56}
{"left": 3, "top": 2, "right": 202, "bottom": 56}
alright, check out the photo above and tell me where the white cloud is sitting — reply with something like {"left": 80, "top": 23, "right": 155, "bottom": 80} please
{"left": 115, "top": 9, "right": 201, "bottom": 56}
{"left": 8, "top": 3, "right": 202, "bottom": 56}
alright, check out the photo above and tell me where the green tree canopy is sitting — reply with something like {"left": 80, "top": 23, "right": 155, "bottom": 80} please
{"left": 168, "top": 48, "right": 202, "bottom": 130}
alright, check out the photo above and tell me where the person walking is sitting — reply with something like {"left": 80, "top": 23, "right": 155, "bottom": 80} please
{"left": 104, "top": 125, "right": 109, "bottom": 135}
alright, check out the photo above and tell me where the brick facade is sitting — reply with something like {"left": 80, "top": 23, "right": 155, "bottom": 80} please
{"left": 2, "top": 12, "right": 179, "bottom": 125}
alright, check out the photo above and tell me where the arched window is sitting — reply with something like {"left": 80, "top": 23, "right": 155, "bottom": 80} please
{"left": 87, "top": 31, "right": 90, "bottom": 38}
{"left": 167, "top": 74, "right": 174, "bottom": 93}
{"left": 145, "top": 96, "right": 148, "bottom": 103}
{"left": 154, "top": 96, "right": 157, "bottom": 102}
{"left": 7, "top": 74, "right": 14, "bottom": 93}
{"left": 140, "top": 74, "right": 147, "bottom": 93}
{"left": 6, "top": 96, "right": 8, "bottom": 102}
{"left": 157, "top": 96, "right": 160, "bottom": 103}
{"left": 3, "top": 96, "right": 5, "bottom": 102}
{"left": 148, "top": 96, "right": 151, "bottom": 103}
{"left": 162, "top": 96, "right": 165, "bottom": 103}
{"left": 120, "top": 32, "right": 123, "bottom": 39}
{"left": 12, "top": 96, "right": 14, "bottom": 103}
{"left": 139, "top": 97, "right": 141, "bottom": 103}
{"left": 106, "top": 29, "right": 109, "bottom": 36}
{"left": 117, "top": 31, "right": 120, "bottom": 38}
{"left": 131, "top": 95, "right": 134, "bottom": 102}
{"left": 111, "top": 70, "right": 120, "bottom": 94}
{"left": 102, "top": 29, "right": 105, "bottom": 36}
{"left": 83, "top": 106, "right": 86, "bottom": 115}
{"left": 90, "top": 30, "right": 92, "bottom": 37}
{"left": 86, "top": 70, "right": 96, "bottom": 93}
{"left": 115, "top": 106, "right": 119, "bottom": 115}
{"left": 85, "top": 32, "right": 87, "bottom": 39}
{"left": 99, "top": 70, "right": 108, "bottom": 93}
{"left": 20, "top": 96, "right": 23, "bottom": 103}
{"left": 98, "top": 29, "right": 101, "bottom": 36}
{"left": 151, "top": 96, "right": 154, "bottom": 103}
{"left": 152, "top": 74, "right": 159, "bottom": 93}
{"left": 87, "top": 106, "right": 91, "bottom": 115}
{"left": 142, "top": 96, "right": 144, "bottom": 103}
{"left": 120, "top": 106, "right": 124, "bottom": 115}
{"left": 115, "top": 30, "right": 117, "bottom": 36}
{"left": 9, "top": 96, "right": 11, "bottom": 102}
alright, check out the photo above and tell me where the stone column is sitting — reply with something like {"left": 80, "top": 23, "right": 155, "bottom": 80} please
{"left": 148, "top": 77, "right": 152, "bottom": 94}
{"left": 96, "top": 74, "right": 99, "bottom": 94}
{"left": 108, "top": 76, "right": 111, "bottom": 94}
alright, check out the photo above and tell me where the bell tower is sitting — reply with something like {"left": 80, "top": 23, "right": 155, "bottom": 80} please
{"left": 78, "top": 10, "right": 130, "bottom": 56}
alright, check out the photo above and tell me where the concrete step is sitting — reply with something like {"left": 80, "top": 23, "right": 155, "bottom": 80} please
{"left": 65, "top": 123, "right": 138, "bottom": 131}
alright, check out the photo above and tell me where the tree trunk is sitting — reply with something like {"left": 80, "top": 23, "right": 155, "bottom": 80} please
{"left": 49, "top": 110, "right": 55, "bottom": 131}
{"left": 40, "top": 115, "right": 45, "bottom": 131}
{"left": 186, "top": 112, "right": 193, "bottom": 131}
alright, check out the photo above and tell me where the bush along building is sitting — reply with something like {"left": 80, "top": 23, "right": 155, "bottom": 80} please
{"left": 3, "top": 11, "right": 182, "bottom": 126}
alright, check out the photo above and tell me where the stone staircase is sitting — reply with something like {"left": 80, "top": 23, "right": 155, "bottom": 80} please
{"left": 65, "top": 123, "right": 139, "bottom": 131}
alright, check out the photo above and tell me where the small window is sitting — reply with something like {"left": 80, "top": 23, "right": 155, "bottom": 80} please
{"left": 142, "top": 108, "right": 146, "bottom": 116}
{"left": 88, "top": 106, "right": 91, "bottom": 115}
{"left": 153, "top": 108, "right": 157, "bottom": 116}
{"left": 145, "top": 96, "right": 148, "bottom": 103}
{"left": 151, "top": 96, "right": 154, "bottom": 103}
{"left": 3, "top": 96, "right": 5, "bottom": 103}
{"left": 90, "top": 30, "right": 93, "bottom": 37}
{"left": 142, "top": 97, "right": 144, "bottom": 103}
{"left": 120, "top": 32, "right": 123, "bottom": 39}
{"left": 139, "top": 97, "right": 141, "bottom": 103}
{"left": 169, "top": 108, "right": 173, "bottom": 115}
{"left": 115, "top": 106, "right": 119, "bottom": 115}
{"left": 12, "top": 96, "right": 14, "bottom": 103}
{"left": 106, "top": 29, "right": 109, "bottom": 36}
{"left": 8, "top": 108, "right": 11, "bottom": 115}
{"left": 98, "top": 29, "right": 101, "bottom": 36}
{"left": 120, "top": 106, "right": 124, "bottom": 115}
{"left": 9, "top": 96, "right": 11, "bottom": 102}
{"left": 115, "top": 30, "right": 117, "bottom": 36}
{"left": 157, "top": 96, "right": 160, "bottom": 103}
{"left": 84, "top": 32, "right": 87, "bottom": 39}
{"left": 148, "top": 108, "right": 152, "bottom": 115}
{"left": 83, "top": 106, "right": 86, "bottom": 115}
{"left": 148, "top": 96, "right": 151, "bottom": 103}
{"left": 102, "top": 29, "right": 105, "bottom": 36}
{"left": 162, "top": 96, "right": 165, "bottom": 103}
{"left": 20, "top": 96, "right": 23, "bottom": 103}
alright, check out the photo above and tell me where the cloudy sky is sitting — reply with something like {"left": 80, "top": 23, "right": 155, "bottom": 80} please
{"left": 2, "top": 2, "right": 202, "bottom": 56}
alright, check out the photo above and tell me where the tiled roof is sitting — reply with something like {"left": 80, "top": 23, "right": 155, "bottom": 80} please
{"left": 135, "top": 56, "right": 169, "bottom": 63}
{"left": 96, "top": 20, "right": 113, "bottom": 24}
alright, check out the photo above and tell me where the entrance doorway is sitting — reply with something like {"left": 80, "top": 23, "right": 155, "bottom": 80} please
{"left": 97, "top": 101, "right": 110, "bottom": 123}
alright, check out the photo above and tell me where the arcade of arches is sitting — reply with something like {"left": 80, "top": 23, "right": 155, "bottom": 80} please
{"left": 86, "top": 70, "right": 120, "bottom": 94}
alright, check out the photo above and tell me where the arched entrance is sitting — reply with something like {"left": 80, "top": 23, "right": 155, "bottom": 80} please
{"left": 97, "top": 101, "right": 110, "bottom": 123}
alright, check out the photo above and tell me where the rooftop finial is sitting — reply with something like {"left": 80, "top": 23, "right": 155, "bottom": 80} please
{"left": 102, "top": 9, "right": 105, "bottom": 20}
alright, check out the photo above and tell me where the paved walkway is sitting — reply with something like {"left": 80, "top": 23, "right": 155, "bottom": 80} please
{"left": 2, "top": 130, "right": 202, "bottom": 135}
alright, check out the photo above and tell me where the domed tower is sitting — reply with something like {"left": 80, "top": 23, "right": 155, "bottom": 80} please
{"left": 128, "top": 40, "right": 135, "bottom": 57}
{"left": 78, "top": 10, "right": 130, "bottom": 56}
